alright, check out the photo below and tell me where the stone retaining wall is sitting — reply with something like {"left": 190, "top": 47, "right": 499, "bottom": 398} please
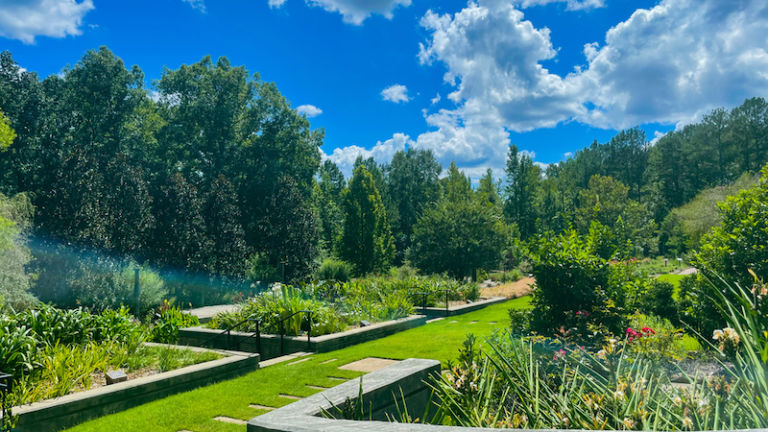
{"left": 10, "top": 349, "right": 259, "bottom": 432}
{"left": 416, "top": 296, "right": 508, "bottom": 318}
{"left": 178, "top": 315, "right": 428, "bottom": 360}
{"left": 247, "top": 358, "right": 442, "bottom": 432}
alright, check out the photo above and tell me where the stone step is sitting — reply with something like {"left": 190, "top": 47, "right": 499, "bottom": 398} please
{"left": 213, "top": 416, "right": 247, "bottom": 425}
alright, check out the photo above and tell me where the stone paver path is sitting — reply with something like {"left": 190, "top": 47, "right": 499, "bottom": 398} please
{"left": 338, "top": 357, "right": 399, "bottom": 373}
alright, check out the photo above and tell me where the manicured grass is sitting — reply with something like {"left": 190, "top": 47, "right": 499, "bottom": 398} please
{"left": 65, "top": 297, "right": 531, "bottom": 432}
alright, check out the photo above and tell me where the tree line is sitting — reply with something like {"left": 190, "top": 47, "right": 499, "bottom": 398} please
{"left": 0, "top": 46, "right": 766, "bottom": 307}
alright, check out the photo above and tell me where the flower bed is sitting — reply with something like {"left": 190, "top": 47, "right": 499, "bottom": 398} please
{"left": 0, "top": 304, "right": 220, "bottom": 409}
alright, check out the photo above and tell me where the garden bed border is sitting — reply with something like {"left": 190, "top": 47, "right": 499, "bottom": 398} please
{"left": 417, "top": 296, "right": 508, "bottom": 318}
{"left": 179, "top": 314, "right": 429, "bottom": 360}
{"left": 8, "top": 346, "right": 260, "bottom": 432}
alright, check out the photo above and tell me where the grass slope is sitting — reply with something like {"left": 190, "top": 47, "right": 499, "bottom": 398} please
{"left": 65, "top": 297, "right": 531, "bottom": 432}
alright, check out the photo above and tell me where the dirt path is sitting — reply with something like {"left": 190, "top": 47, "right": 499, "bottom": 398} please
{"left": 481, "top": 277, "right": 535, "bottom": 299}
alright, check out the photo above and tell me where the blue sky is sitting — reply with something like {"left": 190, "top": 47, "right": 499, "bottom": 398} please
{"left": 2, "top": 0, "right": 767, "bottom": 178}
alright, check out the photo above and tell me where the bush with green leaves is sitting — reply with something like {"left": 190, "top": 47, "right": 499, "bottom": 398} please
{"left": 526, "top": 229, "right": 628, "bottom": 341}
{"left": 634, "top": 279, "right": 679, "bottom": 323}
{"left": 683, "top": 164, "right": 768, "bottom": 336}
{"left": 210, "top": 285, "right": 347, "bottom": 336}
{"left": 0, "top": 192, "right": 37, "bottom": 313}
{"left": 315, "top": 258, "right": 353, "bottom": 282}
{"left": 70, "top": 261, "right": 167, "bottom": 316}
{"left": 150, "top": 300, "right": 200, "bottom": 344}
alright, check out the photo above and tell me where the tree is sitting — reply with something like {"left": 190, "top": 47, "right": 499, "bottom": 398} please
{"left": 504, "top": 145, "right": 540, "bottom": 238}
{"left": 442, "top": 161, "right": 473, "bottom": 203}
{"left": 316, "top": 160, "right": 346, "bottom": 252}
{"left": 408, "top": 197, "right": 508, "bottom": 279}
{"left": 204, "top": 175, "right": 247, "bottom": 277}
{"left": 0, "top": 192, "right": 37, "bottom": 312}
{"left": 153, "top": 173, "right": 211, "bottom": 271}
{"left": 695, "top": 164, "right": 768, "bottom": 287}
{"left": 339, "top": 166, "right": 394, "bottom": 275}
{"left": 0, "top": 110, "right": 14, "bottom": 151}
{"left": 385, "top": 149, "right": 441, "bottom": 261}
{"left": 477, "top": 168, "right": 501, "bottom": 208}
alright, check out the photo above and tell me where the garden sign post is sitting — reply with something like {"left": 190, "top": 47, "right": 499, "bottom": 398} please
{"left": 134, "top": 268, "right": 141, "bottom": 315}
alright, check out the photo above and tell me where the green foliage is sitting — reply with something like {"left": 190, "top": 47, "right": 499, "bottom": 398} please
{"left": 315, "top": 258, "right": 353, "bottom": 282}
{"left": 409, "top": 196, "right": 509, "bottom": 280}
{"left": 0, "top": 109, "right": 14, "bottom": 151}
{"left": 504, "top": 145, "right": 541, "bottom": 239}
{"left": 69, "top": 262, "right": 167, "bottom": 315}
{"left": 526, "top": 229, "right": 628, "bottom": 339}
{"left": 211, "top": 285, "right": 347, "bottom": 336}
{"left": 661, "top": 172, "right": 758, "bottom": 253}
{"left": 0, "top": 192, "right": 37, "bottom": 312}
{"left": 634, "top": 279, "right": 679, "bottom": 323}
{"left": 338, "top": 165, "right": 395, "bottom": 275}
{"left": 696, "top": 164, "right": 768, "bottom": 287}
{"left": 150, "top": 300, "right": 200, "bottom": 344}
{"left": 385, "top": 149, "right": 441, "bottom": 263}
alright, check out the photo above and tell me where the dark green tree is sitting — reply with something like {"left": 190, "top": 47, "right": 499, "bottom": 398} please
{"left": 339, "top": 166, "right": 394, "bottom": 275}
{"left": 385, "top": 148, "right": 441, "bottom": 261}
{"left": 504, "top": 145, "right": 540, "bottom": 239}
{"left": 409, "top": 197, "right": 508, "bottom": 279}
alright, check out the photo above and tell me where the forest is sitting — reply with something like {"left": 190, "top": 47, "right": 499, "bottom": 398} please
{"left": 1, "top": 46, "right": 767, "bottom": 311}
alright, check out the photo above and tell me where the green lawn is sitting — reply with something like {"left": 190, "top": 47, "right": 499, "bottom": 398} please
{"left": 65, "top": 297, "right": 531, "bottom": 432}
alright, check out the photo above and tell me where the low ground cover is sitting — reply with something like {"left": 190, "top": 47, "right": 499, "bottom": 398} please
{"left": 64, "top": 297, "right": 530, "bottom": 432}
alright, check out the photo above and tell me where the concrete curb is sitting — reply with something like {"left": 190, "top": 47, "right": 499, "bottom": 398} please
{"left": 10, "top": 349, "right": 260, "bottom": 432}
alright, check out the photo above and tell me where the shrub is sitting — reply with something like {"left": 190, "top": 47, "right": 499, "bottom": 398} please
{"left": 526, "top": 229, "right": 627, "bottom": 340}
{"left": 636, "top": 279, "right": 679, "bottom": 323}
{"left": 210, "top": 285, "right": 347, "bottom": 336}
{"left": 316, "top": 258, "right": 353, "bottom": 282}
{"left": 69, "top": 261, "right": 167, "bottom": 316}
{"left": 489, "top": 269, "right": 523, "bottom": 283}
{"left": 150, "top": 300, "right": 200, "bottom": 344}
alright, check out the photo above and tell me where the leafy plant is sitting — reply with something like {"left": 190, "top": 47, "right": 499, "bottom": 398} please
{"left": 150, "top": 300, "right": 200, "bottom": 344}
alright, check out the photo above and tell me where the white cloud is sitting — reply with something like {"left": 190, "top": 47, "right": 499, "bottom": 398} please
{"left": 325, "top": 133, "right": 411, "bottom": 177}
{"left": 272, "top": 0, "right": 411, "bottom": 24}
{"left": 182, "top": 0, "right": 207, "bottom": 13}
{"left": 431, "top": 93, "right": 441, "bottom": 104}
{"left": 564, "top": 151, "right": 573, "bottom": 158}
{"left": 574, "top": 0, "right": 768, "bottom": 129}
{"left": 296, "top": 104, "right": 323, "bottom": 118}
{"left": 410, "top": 0, "right": 768, "bottom": 178}
{"left": 0, "top": 0, "right": 94, "bottom": 44}
{"left": 381, "top": 84, "right": 410, "bottom": 103}
{"left": 516, "top": 0, "right": 605, "bottom": 11}
{"left": 305, "top": 0, "right": 411, "bottom": 25}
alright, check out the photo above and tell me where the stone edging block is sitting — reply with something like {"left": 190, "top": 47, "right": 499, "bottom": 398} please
{"left": 9, "top": 348, "right": 260, "bottom": 432}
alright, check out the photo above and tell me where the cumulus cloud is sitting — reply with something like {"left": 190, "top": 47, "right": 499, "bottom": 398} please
{"left": 296, "top": 104, "right": 323, "bottom": 118}
{"left": 381, "top": 84, "right": 410, "bottom": 103}
{"left": 409, "top": 0, "right": 768, "bottom": 177}
{"left": 516, "top": 0, "right": 605, "bottom": 11}
{"left": 272, "top": 0, "right": 410, "bottom": 24}
{"left": 325, "top": 133, "right": 411, "bottom": 177}
{"left": 574, "top": 0, "right": 768, "bottom": 128}
{"left": 0, "top": 0, "right": 94, "bottom": 44}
